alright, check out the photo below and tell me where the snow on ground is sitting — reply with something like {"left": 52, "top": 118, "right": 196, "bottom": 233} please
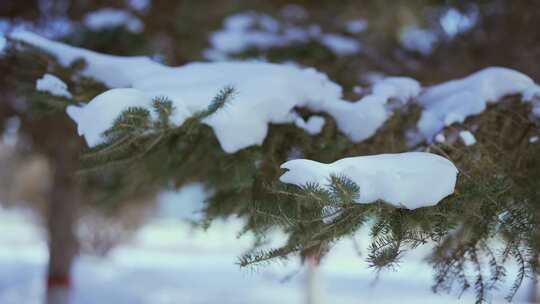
{"left": 35, "top": 74, "right": 72, "bottom": 98}
{"left": 279, "top": 152, "right": 458, "bottom": 209}
{"left": 418, "top": 67, "right": 538, "bottom": 140}
{"left": 0, "top": 205, "right": 536, "bottom": 304}
{"left": 10, "top": 31, "right": 417, "bottom": 153}
{"left": 83, "top": 8, "right": 143, "bottom": 33}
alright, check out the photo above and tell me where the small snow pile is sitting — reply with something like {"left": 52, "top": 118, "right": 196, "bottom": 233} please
{"left": 435, "top": 133, "right": 446, "bottom": 143}
{"left": 345, "top": 19, "right": 367, "bottom": 34}
{"left": 204, "top": 11, "right": 361, "bottom": 60}
{"left": 418, "top": 67, "right": 538, "bottom": 140}
{"left": 318, "top": 33, "right": 361, "bottom": 56}
{"left": 280, "top": 152, "right": 458, "bottom": 209}
{"left": 12, "top": 31, "right": 419, "bottom": 153}
{"left": 83, "top": 8, "right": 143, "bottom": 33}
{"left": 459, "top": 130, "right": 476, "bottom": 146}
{"left": 399, "top": 25, "right": 438, "bottom": 55}
{"left": 529, "top": 136, "right": 538, "bottom": 144}
{"left": 35, "top": 73, "right": 72, "bottom": 98}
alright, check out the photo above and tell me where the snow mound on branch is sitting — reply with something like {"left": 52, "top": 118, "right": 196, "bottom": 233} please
{"left": 11, "top": 31, "right": 417, "bottom": 153}
{"left": 280, "top": 152, "right": 458, "bottom": 209}
{"left": 10, "top": 31, "right": 163, "bottom": 88}
{"left": 418, "top": 67, "right": 537, "bottom": 140}
{"left": 83, "top": 8, "right": 143, "bottom": 33}
{"left": 459, "top": 130, "right": 476, "bottom": 146}
{"left": 35, "top": 73, "right": 72, "bottom": 98}
{"left": 66, "top": 88, "right": 191, "bottom": 146}
{"left": 372, "top": 77, "right": 421, "bottom": 103}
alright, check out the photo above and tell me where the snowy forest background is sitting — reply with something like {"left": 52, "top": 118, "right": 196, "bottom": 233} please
{"left": 1, "top": 0, "right": 540, "bottom": 303}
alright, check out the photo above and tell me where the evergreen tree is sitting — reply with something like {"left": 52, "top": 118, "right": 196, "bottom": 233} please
{"left": 1, "top": 1, "right": 540, "bottom": 303}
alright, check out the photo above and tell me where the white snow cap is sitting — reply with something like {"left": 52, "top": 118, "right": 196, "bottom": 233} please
{"left": 66, "top": 88, "right": 190, "bottom": 146}
{"left": 280, "top": 152, "right": 458, "bottom": 209}
{"left": 459, "top": 130, "right": 476, "bottom": 146}
{"left": 36, "top": 73, "right": 72, "bottom": 98}
{"left": 83, "top": 8, "right": 143, "bottom": 33}
{"left": 11, "top": 31, "right": 419, "bottom": 153}
{"left": 418, "top": 67, "right": 537, "bottom": 140}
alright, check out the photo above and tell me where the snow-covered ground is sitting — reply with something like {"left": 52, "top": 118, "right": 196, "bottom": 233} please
{"left": 0, "top": 206, "right": 536, "bottom": 304}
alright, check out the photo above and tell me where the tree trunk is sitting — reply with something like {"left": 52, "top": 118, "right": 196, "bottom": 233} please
{"left": 528, "top": 275, "right": 539, "bottom": 304}
{"left": 302, "top": 245, "right": 326, "bottom": 304}
{"left": 304, "top": 254, "right": 323, "bottom": 304}
{"left": 45, "top": 146, "right": 79, "bottom": 304}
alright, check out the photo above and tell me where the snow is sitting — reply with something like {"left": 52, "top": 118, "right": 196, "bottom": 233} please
{"left": 417, "top": 67, "right": 537, "bottom": 140}
{"left": 35, "top": 74, "right": 72, "bottom": 98}
{"left": 440, "top": 7, "right": 478, "bottom": 38}
{"left": 0, "top": 34, "right": 6, "bottom": 54}
{"left": 523, "top": 84, "right": 540, "bottom": 102}
{"left": 12, "top": 31, "right": 418, "bottom": 152}
{"left": 371, "top": 77, "right": 421, "bottom": 103}
{"left": 205, "top": 11, "right": 361, "bottom": 59}
{"left": 280, "top": 152, "right": 458, "bottom": 209}
{"left": 529, "top": 136, "right": 539, "bottom": 143}
{"left": 434, "top": 133, "right": 446, "bottom": 143}
{"left": 459, "top": 130, "right": 476, "bottom": 146}
{"left": 318, "top": 34, "right": 361, "bottom": 56}
{"left": 156, "top": 183, "right": 207, "bottom": 220}
{"left": 290, "top": 113, "right": 326, "bottom": 135}
{"left": 83, "top": 8, "right": 143, "bottom": 33}
{"left": 399, "top": 25, "right": 438, "bottom": 55}
{"left": 206, "top": 12, "right": 305, "bottom": 57}
{"left": 127, "top": 0, "right": 151, "bottom": 12}
{"left": 345, "top": 19, "right": 367, "bottom": 34}
{"left": 3, "top": 206, "right": 532, "bottom": 304}
{"left": 65, "top": 88, "right": 185, "bottom": 146}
